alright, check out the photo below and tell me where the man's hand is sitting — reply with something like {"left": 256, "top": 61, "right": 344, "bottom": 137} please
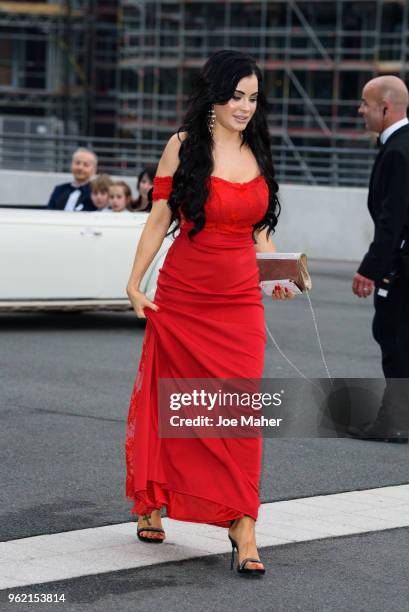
{"left": 352, "top": 273, "right": 375, "bottom": 298}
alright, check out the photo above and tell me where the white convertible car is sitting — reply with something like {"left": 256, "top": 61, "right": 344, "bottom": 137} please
{"left": 0, "top": 208, "right": 174, "bottom": 312}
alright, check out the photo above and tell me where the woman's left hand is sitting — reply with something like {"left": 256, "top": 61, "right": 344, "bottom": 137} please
{"left": 271, "top": 284, "right": 296, "bottom": 300}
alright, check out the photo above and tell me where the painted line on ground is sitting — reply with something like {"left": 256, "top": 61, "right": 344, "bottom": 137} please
{"left": 1, "top": 483, "right": 408, "bottom": 590}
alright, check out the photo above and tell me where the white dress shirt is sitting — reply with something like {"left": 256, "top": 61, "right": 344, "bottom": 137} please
{"left": 64, "top": 189, "right": 82, "bottom": 211}
{"left": 379, "top": 117, "right": 409, "bottom": 145}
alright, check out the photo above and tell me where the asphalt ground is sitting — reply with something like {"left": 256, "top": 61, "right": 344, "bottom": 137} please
{"left": 0, "top": 260, "right": 407, "bottom": 611}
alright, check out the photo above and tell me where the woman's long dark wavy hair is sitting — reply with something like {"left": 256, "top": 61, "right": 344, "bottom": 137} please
{"left": 167, "top": 49, "right": 280, "bottom": 241}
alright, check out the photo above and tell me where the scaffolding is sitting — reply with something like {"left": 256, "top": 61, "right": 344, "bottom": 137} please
{"left": 0, "top": 0, "right": 119, "bottom": 136}
{"left": 117, "top": 0, "right": 409, "bottom": 184}
{"left": 1, "top": 0, "right": 409, "bottom": 185}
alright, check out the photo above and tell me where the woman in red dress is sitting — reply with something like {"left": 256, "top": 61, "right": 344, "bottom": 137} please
{"left": 125, "top": 50, "right": 293, "bottom": 576}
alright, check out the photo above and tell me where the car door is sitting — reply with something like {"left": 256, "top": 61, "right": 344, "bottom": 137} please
{"left": 92, "top": 211, "right": 177, "bottom": 301}
{"left": 0, "top": 209, "right": 102, "bottom": 299}
{"left": 91, "top": 212, "right": 147, "bottom": 299}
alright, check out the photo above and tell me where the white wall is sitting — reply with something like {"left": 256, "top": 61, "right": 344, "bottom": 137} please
{"left": 0, "top": 169, "right": 138, "bottom": 206}
{"left": 273, "top": 183, "right": 372, "bottom": 261}
{"left": 0, "top": 169, "right": 371, "bottom": 261}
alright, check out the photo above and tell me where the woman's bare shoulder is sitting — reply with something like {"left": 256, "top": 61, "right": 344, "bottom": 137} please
{"left": 156, "top": 131, "right": 188, "bottom": 177}
{"left": 171, "top": 130, "right": 188, "bottom": 143}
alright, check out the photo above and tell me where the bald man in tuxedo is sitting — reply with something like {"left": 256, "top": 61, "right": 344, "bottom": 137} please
{"left": 349, "top": 76, "right": 409, "bottom": 443}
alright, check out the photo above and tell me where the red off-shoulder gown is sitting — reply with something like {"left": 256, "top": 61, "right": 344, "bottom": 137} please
{"left": 125, "top": 174, "right": 269, "bottom": 528}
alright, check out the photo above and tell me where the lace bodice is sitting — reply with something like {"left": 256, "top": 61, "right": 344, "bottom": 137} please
{"left": 152, "top": 175, "right": 269, "bottom": 234}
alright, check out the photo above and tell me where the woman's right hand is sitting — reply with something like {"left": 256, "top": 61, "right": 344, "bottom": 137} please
{"left": 272, "top": 284, "right": 296, "bottom": 300}
{"left": 127, "top": 287, "right": 159, "bottom": 318}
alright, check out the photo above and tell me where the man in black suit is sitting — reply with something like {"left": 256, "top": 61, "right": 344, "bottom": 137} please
{"left": 349, "top": 75, "right": 409, "bottom": 443}
{"left": 47, "top": 148, "right": 98, "bottom": 211}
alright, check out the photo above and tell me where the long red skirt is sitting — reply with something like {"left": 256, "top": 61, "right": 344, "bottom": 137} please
{"left": 125, "top": 226, "right": 266, "bottom": 528}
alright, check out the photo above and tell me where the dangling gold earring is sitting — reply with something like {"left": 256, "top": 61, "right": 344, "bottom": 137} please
{"left": 207, "top": 105, "right": 216, "bottom": 132}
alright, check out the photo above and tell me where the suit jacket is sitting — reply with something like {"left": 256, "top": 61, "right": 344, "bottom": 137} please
{"left": 47, "top": 182, "right": 97, "bottom": 211}
{"left": 358, "top": 123, "right": 409, "bottom": 282}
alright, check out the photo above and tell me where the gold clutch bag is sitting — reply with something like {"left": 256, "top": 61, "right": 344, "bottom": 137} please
{"left": 256, "top": 253, "right": 312, "bottom": 293}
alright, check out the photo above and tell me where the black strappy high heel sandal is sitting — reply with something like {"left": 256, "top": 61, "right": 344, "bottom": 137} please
{"left": 137, "top": 513, "right": 165, "bottom": 544}
{"left": 228, "top": 520, "right": 266, "bottom": 576}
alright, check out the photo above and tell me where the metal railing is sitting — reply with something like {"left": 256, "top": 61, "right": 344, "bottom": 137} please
{"left": 0, "top": 132, "right": 376, "bottom": 187}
